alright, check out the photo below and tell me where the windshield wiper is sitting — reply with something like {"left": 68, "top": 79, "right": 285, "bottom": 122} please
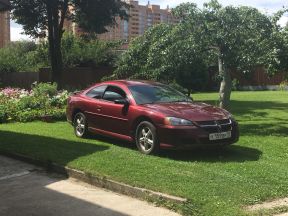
{"left": 170, "top": 99, "right": 192, "bottom": 103}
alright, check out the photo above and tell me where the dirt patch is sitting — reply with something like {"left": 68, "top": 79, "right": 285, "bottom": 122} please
{"left": 274, "top": 212, "right": 288, "bottom": 216}
{"left": 246, "top": 198, "right": 288, "bottom": 215}
{"left": 246, "top": 198, "right": 288, "bottom": 211}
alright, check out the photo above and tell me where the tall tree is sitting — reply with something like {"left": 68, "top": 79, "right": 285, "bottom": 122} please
{"left": 173, "top": 0, "right": 288, "bottom": 109}
{"left": 10, "top": 0, "right": 128, "bottom": 88}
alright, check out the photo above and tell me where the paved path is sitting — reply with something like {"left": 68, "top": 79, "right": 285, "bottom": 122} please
{"left": 0, "top": 156, "right": 180, "bottom": 216}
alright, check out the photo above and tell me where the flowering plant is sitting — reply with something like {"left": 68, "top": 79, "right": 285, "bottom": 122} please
{"left": 0, "top": 87, "right": 31, "bottom": 100}
{"left": 0, "top": 83, "right": 69, "bottom": 123}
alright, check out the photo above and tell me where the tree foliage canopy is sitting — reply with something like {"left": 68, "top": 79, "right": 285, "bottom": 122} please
{"left": 112, "top": 23, "right": 209, "bottom": 93}
{"left": 173, "top": 0, "right": 287, "bottom": 74}
{"left": 73, "top": 0, "right": 129, "bottom": 34}
{"left": 112, "top": 0, "right": 288, "bottom": 107}
{"left": 10, "top": 0, "right": 129, "bottom": 38}
{"left": 10, "top": 0, "right": 129, "bottom": 88}
{"left": 172, "top": 1, "right": 288, "bottom": 108}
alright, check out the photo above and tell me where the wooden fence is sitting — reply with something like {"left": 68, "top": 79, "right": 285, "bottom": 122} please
{"left": 0, "top": 72, "right": 39, "bottom": 89}
{"left": 0, "top": 66, "right": 286, "bottom": 90}
{"left": 232, "top": 67, "right": 285, "bottom": 86}
{"left": 207, "top": 66, "right": 286, "bottom": 90}
{"left": 0, "top": 66, "right": 113, "bottom": 89}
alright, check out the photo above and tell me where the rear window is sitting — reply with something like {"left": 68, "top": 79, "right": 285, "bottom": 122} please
{"left": 103, "top": 86, "right": 126, "bottom": 102}
{"left": 86, "top": 85, "right": 107, "bottom": 99}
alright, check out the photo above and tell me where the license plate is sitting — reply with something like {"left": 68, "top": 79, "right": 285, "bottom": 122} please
{"left": 209, "top": 131, "right": 232, "bottom": 141}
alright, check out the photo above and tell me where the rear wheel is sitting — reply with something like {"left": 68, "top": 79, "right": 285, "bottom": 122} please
{"left": 136, "top": 121, "right": 159, "bottom": 155}
{"left": 73, "top": 112, "right": 88, "bottom": 138}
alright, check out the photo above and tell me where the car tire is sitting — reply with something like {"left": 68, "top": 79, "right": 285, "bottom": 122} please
{"left": 73, "top": 112, "right": 89, "bottom": 138}
{"left": 136, "top": 121, "right": 159, "bottom": 155}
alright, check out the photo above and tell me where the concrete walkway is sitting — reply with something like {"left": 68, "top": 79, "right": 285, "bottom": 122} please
{"left": 0, "top": 156, "right": 180, "bottom": 216}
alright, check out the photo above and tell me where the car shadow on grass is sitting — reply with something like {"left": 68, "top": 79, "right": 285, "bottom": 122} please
{"left": 85, "top": 134, "right": 136, "bottom": 150}
{"left": 0, "top": 131, "right": 109, "bottom": 167}
{"left": 239, "top": 123, "right": 288, "bottom": 137}
{"left": 86, "top": 134, "right": 262, "bottom": 163}
{"left": 157, "top": 145, "right": 262, "bottom": 162}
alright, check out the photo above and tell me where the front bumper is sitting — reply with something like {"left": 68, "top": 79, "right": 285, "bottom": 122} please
{"left": 157, "top": 121, "right": 239, "bottom": 149}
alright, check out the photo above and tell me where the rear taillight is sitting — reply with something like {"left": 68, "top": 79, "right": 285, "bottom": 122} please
{"left": 67, "top": 97, "right": 71, "bottom": 105}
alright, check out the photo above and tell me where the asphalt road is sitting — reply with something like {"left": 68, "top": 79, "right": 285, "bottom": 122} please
{"left": 0, "top": 155, "right": 180, "bottom": 216}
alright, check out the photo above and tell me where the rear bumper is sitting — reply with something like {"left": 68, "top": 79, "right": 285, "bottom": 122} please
{"left": 66, "top": 107, "right": 73, "bottom": 124}
{"left": 157, "top": 122, "right": 239, "bottom": 149}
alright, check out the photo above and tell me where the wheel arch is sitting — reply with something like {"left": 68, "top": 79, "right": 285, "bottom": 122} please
{"left": 131, "top": 116, "right": 156, "bottom": 139}
{"left": 72, "top": 108, "right": 84, "bottom": 125}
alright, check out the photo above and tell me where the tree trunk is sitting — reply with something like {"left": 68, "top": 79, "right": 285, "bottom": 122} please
{"left": 187, "top": 88, "right": 191, "bottom": 97}
{"left": 46, "top": 0, "right": 63, "bottom": 89}
{"left": 52, "top": 2, "right": 63, "bottom": 89}
{"left": 218, "top": 56, "right": 232, "bottom": 110}
{"left": 47, "top": 2, "right": 56, "bottom": 82}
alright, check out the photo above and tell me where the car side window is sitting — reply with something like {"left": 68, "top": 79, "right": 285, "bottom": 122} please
{"left": 86, "top": 85, "right": 107, "bottom": 99}
{"left": 103, "top": 86, "right": 126, "bottom": 102}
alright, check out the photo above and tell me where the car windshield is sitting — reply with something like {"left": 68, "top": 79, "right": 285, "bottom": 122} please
{"left": 128, "top": 84, "right": 193, "bottom": 105}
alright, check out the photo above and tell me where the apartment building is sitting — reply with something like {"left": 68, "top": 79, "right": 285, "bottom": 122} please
{"left": 0, "top": 11, "right": 10, "bottom": 48}
{"left": 66, "top": 0, "right": 178, "bottom": 44}
{"left": 0, "top": 0, "right": 10, "bottom": 48}
{"left": 98, "top": 0, "right": 178, "bottom": 42}
{"left": 0, "top": 0, "right": 10, "bottom": 11}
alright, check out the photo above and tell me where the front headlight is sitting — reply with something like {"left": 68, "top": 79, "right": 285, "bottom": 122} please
{"left": 164, "top": 117, "right": 194, "bottom": 126}
{"left": 222, "top": 109, "right": 235, "bottom": 121}
{"left": 228, "top": 114, "right": 236, "bottom": 121}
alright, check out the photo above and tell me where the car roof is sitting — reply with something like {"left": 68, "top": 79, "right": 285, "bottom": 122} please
{"left": 101, "top": 80, "right": 163, "bottom": 87}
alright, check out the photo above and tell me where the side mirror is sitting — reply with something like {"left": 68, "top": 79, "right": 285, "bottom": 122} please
{"left": 114, "top": 99, "right": 129, "bottom": 105}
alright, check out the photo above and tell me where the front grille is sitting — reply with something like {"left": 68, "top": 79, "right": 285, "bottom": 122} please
{"left": 197, "top": 120, "right": 216, "bottom": 126}
{"left": 216, "top": 119, "right": 231, "bottom": 125}
{"left": 196, "top": 119, "right": 232, "bottom": 133}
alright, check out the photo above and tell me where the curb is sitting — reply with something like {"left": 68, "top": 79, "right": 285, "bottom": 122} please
{"left": 0, "top": 151, "right": 187, "bottom": 205}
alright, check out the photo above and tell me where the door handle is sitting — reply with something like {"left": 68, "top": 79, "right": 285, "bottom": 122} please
{"left": 95, "top": 105, "right": 102, "bottom": 112}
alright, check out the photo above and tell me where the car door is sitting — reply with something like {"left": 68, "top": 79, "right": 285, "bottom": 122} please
{"left": 96, "top": 85, "right": 130, "bottom": 136}
{"left": 84, "top": 85, "right": 107, "bottom": 129}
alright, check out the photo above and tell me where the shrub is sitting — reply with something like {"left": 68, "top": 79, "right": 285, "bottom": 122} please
{"left": 278, "top": 80, "right": 288, "bottom": 91}
{"left": 32, "top": 82, "right": 58, "bottom": 97}
{"left": 61, "top": 33, "right": 120, "bottom": 67}
{"left": 232, "top": 79, "right": 240, "bottom": 91}
{"left": 50, "top": 90, "right": 69, "bottom": 107}
{"left": 0, "top": 41, "right": 48, "bottom": 74}
{"left": 14, "top": 108, "right": 66, "bottom": 122}
{"left": 0, "top": 35, "right": 119, "bottom": 75}
{"left": 44, "top": 108, "right": 67, "bottom": 121}
{"left": 18, "top": 96, "right": 42, "bottom": 110}
{"left": 15, "top": 110, "right": 41, "bottom": 123}
{"left": 0, "top": 83, "right": 69, "bottom": 123}
{"left": 0, "top": 105, "right": 7, "bottom": 123}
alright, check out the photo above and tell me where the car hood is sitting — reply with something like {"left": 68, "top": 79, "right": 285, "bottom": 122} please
{"left": 142, "top": 102, "right": 230, "bottom": 122}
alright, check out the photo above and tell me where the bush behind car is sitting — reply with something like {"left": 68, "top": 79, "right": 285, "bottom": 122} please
{"left": 0, "top": 83, "right": 68, "bottom": 123}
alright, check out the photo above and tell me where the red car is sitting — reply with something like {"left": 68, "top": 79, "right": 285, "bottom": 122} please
{"left": 67, "top": 80, "right": 239, "bottom": 154}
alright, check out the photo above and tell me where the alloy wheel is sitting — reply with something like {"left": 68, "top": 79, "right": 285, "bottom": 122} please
{"left": 138, "top": 126, "right": 154, "bottom": 152}
{"left": 74, "top": 113, "right": 86, "bottom": 137}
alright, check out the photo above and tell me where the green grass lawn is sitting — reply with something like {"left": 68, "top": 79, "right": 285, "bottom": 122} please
{"left": 0, "top": 91, "right": 288, "bottom": 216}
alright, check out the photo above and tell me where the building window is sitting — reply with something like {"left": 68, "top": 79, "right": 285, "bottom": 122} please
{"left": 123, "top": 20, "right": 129, "bottom": 39}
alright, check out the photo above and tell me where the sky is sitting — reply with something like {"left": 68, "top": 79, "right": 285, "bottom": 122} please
{"left": 11, "top": 0, "right": 288, "bottom": 41}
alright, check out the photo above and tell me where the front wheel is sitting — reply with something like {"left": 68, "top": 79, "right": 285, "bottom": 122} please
{"left": 135, "top": 121, "right": 159, "bottom": 155}
{"left": 73, "top": 112, "right": 89, "bottom": 138}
